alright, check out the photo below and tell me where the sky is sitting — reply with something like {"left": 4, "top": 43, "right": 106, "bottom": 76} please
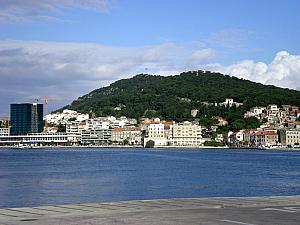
{"left": 0, "top": 0, "right": 300, "bottom": 115}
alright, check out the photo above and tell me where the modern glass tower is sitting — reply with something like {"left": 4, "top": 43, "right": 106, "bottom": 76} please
{"left": 10, "top": 103, "right": 44, "bottom": 135}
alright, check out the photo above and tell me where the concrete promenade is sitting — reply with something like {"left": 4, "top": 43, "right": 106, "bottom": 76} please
{"left": 1, "top": 196, "right": 300, "bottom": 225}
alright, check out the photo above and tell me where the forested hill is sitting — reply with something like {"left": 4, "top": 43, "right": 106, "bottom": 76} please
{"left": 62, "top": 71, "right": 300, "bottom": 120}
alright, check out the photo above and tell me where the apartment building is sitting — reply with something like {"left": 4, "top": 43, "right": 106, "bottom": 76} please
{"left": 170, "top": 121, "right": 203, "bottom": 146}
{"left": 111, "top": 127, "right": 142, "bottom": 145}
{"left": 280, "top": 129, "right": 300, "bottom": 147}
{"left": 81, "top": 129, "right": 112, "bottom": 145}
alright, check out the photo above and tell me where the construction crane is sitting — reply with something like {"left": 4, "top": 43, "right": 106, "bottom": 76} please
{"left": 35, "top": 97, "right": 49, "bottom": 131}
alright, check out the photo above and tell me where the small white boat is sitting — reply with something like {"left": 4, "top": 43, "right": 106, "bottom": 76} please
{"left": 13, "top": 144, "right": 33, "bottom": 149}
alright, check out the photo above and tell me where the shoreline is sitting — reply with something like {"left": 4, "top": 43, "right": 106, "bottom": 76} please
{"left": 0, "top": 145, "right": 297, "bottom": 151}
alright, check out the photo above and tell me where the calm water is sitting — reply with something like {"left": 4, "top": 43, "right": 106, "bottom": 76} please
{"left": 0, "top": 148, "right": 300, "bottom": 208}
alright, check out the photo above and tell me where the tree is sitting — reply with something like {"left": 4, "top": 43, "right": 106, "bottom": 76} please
{"left": 230, "top": 119, "right": 245, "bottom": 132}
{"left": 199, "top": 117, "right": 218, "bottom": 127}
{"left": 123, "top": 139, "right": 129, "bottom": 145}
{"left": 57, "top": 124, "right": 66, "bottom": 132}
{"left": 145, "top": 140, "right": 155, "bottom": 148}
{"left": 59, "top": 70, "right": 300, "bottom": 121}
{"left": 244, "top": 116, "right": 262, "bottom": 129}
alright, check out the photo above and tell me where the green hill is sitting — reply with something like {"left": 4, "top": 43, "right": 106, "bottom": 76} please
{"left": 62, "top": 71, "right": 300, "bottom": 121}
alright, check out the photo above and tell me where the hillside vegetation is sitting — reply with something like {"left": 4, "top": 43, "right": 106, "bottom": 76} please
{"left": 62, "top": 71, "right": 300, "bottom": 121}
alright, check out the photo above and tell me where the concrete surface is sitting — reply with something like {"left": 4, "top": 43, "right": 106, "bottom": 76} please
{"left": 1, "top": 196, "right": 300, "bottom": 225}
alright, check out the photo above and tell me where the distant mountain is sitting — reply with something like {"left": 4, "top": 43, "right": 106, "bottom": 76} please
{"left": 61, "top": 71, "right": 300, "bottom": 120}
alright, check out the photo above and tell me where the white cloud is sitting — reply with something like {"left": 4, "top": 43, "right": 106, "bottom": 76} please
{"left": 0, "top": 40, "right": 215, "bottom": 113}
{"left": 0, "top": 0, "right": 109, "bottom": 21}
{"left": 220, "top": 51, "right": 300, "bottom": 89}
{"left": 191, "top": 48, "right": 214, "bottom": 60}
{"left": 0, "top": 39, "right": 299, "bottom": 115}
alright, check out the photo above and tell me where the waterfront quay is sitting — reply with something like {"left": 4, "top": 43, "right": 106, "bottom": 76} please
{"left": 1, "top": 196, "right": 300, "bottom": 225}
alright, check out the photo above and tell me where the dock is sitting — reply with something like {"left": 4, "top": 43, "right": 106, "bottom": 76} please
{"left": 1, "top": 196, "right": 300, "bottom": 224}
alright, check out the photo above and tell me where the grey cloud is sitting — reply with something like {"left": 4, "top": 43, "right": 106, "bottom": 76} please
{"left": 0, "top": 40, "right": 215, "bottom": 113}
{"left": 1, "top": 39, "right": 299, "bottom": 115}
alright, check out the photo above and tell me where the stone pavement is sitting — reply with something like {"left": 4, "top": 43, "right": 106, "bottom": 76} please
{"left": 1, "top": 196, "right": 300, "bottom": 225}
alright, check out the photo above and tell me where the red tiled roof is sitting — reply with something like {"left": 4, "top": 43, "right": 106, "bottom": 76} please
{"left": 113, "top": 127, "right": 124, "bottom": 132}
{"left": 150, "top": 122, "right": 160, "bottom": 124}
{"left": 256, "top": 130, "right": 277, "bottom": 136}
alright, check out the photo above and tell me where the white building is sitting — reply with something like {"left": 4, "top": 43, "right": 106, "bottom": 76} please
{"left": 219, "top": 98, "right": 243, "bottom": 107}
{"left": 268, "top": 105, "right": 279, "bottom": 112}
{"left": 86, "top": 119, "right": 110, "bottom": 130}
{"left": 46, "top": 109, "right": 89, "bottom": 125}
{"left": 0, "top": 132, "right": 76, "bottom": 146}
{"left": 111, "top": 127, "right": 142, "bottom": 145}
{"left": 0, "top": 128, "right": 9, "bottom": 136}
{"left": 170, "top": 121, "right": 203, "bottom": 146}
{"left": 66, "top": 121, "right": 87, "bottom": 143}
{"left": 244, "top": 107, "right": 266, "bottom": 118}
{"left": 144, "top": 119, "right": 168, "bottom": 147}
{"left": 81, "top": 129, "right": 112, "bottom": 145}
{"left": 280, "top": 129, "right": 300, "bottom": 147}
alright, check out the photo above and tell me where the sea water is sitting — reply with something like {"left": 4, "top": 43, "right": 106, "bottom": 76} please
{"left": 0, "top": 148, "right": 300, "bottom": 208}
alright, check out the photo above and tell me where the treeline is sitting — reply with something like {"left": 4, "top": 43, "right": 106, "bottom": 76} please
{"left": 61, "top": 70, "right": 300, "bottom": 123}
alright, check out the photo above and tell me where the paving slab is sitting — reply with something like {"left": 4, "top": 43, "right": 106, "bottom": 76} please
{"left": 1, "top": 196, "right": 300, "bottom": 225}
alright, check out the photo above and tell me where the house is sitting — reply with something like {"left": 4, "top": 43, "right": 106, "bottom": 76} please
{"left": 252, "top": 130, "right": 278, "bottom": 147}
{"left": 191, "top": 109, "right": 199, "bottom": 117}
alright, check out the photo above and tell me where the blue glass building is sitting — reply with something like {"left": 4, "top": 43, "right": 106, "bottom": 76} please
{"left": 10, "top": 103, "right": 44, "bottom": 135}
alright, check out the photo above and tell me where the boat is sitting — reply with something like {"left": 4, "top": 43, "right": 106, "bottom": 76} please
{"left": 13, "top": 144, "right": 33, "bottom": 149}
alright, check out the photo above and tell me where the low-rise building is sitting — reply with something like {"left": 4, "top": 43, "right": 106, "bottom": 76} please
{"left": 0, "top": 132, "right": 75, "bottom": 146}
{"left": 81, "top": 129, "right": 112, "bottom": 145}
{"left": 279, "top": 129, "right": 300, "bottom": 147}
{"left": 251, "top": 130, "right": 278, "bottom": 147}
{"left": 46, "top": 109, "right": 89, "bottom": 125}
{"left": 111, "top": 127, "right": 142, "bottom": 145}
{"left": 0, "top": 128, "right": 9, "bottom": 136}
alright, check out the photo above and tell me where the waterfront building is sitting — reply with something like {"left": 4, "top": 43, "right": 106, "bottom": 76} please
{"left": 250, "top": 130, "right": 278, "bottom": 147}
{"left": 66, "top": 121, "right": 87, "bottom": 134}
{"left": 144, "top": 119, "right": 168, "bottom": 147}
{"left": 111, "top": 127, "right": 142, "bottom": 145}
{"left": 279, "top": 129, "right": 300, "bottom": 147}
{"left": 10, "top": 103, "right": 43, "bottom": 135}
{"left": 0, "top": 128, "right": 9, "bottom": 136}
{"left": 66, "top": 121, "right": 87, "bottom": 143}
{"left": 0, "top": 132, "right": 75, "bottom": 146}
{"left": 81, "top": 129, "right": 112, "bottom": 145}
{"left": 170, "top": 121, "right": 203, "bottom": 146}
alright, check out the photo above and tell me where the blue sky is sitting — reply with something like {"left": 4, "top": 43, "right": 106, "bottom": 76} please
{"left": 0, "top": 0, "right": 300, "bottom": 115}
